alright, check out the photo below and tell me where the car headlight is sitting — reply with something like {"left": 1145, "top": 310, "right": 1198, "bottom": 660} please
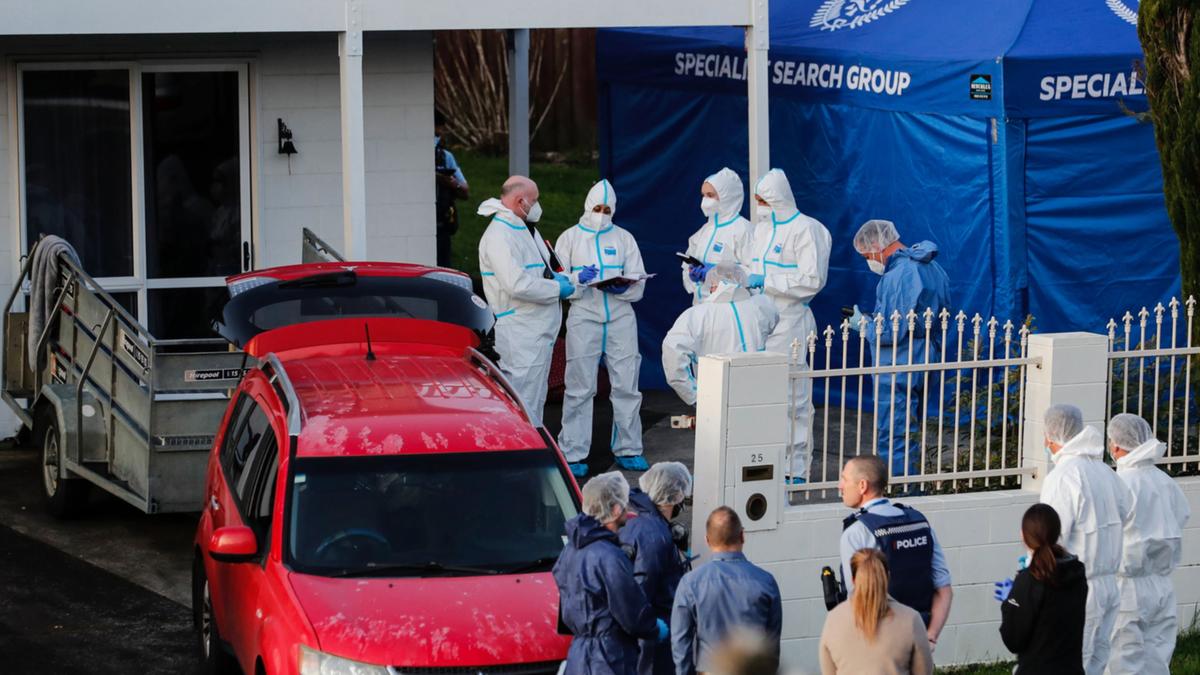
{"left": 299, "top": 645, "right": 391, "bottom": 675}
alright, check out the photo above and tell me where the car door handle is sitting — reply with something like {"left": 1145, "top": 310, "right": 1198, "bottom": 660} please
{"left": 210, "top": 495, "right": 220, "bottom": 511}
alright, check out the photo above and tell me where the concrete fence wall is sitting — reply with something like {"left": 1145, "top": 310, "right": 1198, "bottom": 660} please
{"left": 692, "top": 334, "right": 1200, "bottom": 672}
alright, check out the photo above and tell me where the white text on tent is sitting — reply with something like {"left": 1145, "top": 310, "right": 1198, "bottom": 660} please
{"left": 672, "top": 52, "right": 912, "bottom": 97}
{"left": 1038, "top": 70, "right": 1145, "bottom": 101}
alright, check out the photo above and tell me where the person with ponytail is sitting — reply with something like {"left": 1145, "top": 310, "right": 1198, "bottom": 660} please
{"left": 996, "top": 503, "right": 1088, "bottom": 674}
{"left": 818, "top": 548, "right": 933, "bottom": 674}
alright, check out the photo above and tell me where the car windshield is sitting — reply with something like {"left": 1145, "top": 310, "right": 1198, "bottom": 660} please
{"left": 287, "top": 450, "right": 579, "bottom": 577}
{"left": 218, "top": 273, "right": 495, "bottom": 348}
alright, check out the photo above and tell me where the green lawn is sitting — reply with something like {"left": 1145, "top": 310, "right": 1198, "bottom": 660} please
{"left": 448, "top": 150, "right": 600, "bottom": 276}
{"left": 941, "top": 629, "right": 1200, "bottom": 673}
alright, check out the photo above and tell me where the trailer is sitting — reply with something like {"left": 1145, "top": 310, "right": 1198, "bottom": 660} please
{"left": 1, "top": 230, "right": 339, "bottom": 517}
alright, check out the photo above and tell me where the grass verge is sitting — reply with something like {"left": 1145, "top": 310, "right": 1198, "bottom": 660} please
{"left": 446, "top": 149, "right": 599, "bottom": 276}
{"left": 940, "top": 628, "right": 1200, "bottom": 673}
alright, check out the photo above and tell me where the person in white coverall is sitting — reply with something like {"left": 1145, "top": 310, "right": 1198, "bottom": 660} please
{"left": 478, "top": 176, "right": 574, "bottom": 427}
{"left": 739, "top": 168, "right": 831, "bottom": 482}
{"left": 662, "top": 264, "right": 778, "bottom": 406}
{"left": 681, "top": 168, "right": 752, "bottom": 305}
{"left": 555, "top": 179, "right": 648, "bottom": 478}
{"left": 1106, "top": 413, "right": 1190, "bottom": 675}
{"left": 1039, "top": 403, "right": 1132, "bottom": 675}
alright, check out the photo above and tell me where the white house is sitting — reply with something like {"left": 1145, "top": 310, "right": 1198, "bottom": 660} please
{"left": 0, "top": 0, "right": 767, "bottom": 435}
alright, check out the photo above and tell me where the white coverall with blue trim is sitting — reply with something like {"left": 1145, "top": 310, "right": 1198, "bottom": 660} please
{"left": 681, "top": 168, "right": 752, "bottom": 305}
{"left": 661, "top": 281, "right": 779, "bottom": 406}
{"left": 1040, "top": 425, "right": 1133, "bottom": 675}
{"left": 739, "top": 169, "right": 831, "bottom": 479}
{"left": 555, "top": 180, "right": 647, "bottom": 462}
{"left": 1109, "top": 438, "right": 1190, "bottom": 675}
{"left": 477, "top": 198, "right": 561, "bottom": 427}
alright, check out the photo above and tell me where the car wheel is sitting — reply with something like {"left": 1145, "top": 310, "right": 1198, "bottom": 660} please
{"left": 39, "top": 409, "right": 88, "bottom": 519}
{"left": 194, "top": 557, "right": 239, "bottom": 675}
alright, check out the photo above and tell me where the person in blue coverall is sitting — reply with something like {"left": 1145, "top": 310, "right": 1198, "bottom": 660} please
{"left": 671, "top": 507, "right": 782, "bottom": 675}
{"left": 849, "top": 219, "right": 951, "bottom": 479}
{"left": 554, "top": 472, "right": 669, "bottom": 675}
{"left": 619, "top": 462, "right": 693, "bottom": 675}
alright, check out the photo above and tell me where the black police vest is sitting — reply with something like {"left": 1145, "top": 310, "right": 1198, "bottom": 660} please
{"left": 843, "top": 504, "right": 935, "bottom": 618}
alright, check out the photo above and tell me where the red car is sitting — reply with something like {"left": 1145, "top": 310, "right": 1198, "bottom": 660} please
{"left": 193, "top": 262, "right": 580, "bottom": 674}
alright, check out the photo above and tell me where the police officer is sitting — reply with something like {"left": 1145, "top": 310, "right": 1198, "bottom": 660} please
{"left": 838, "top": 456, "right": 953, "bottom": 651}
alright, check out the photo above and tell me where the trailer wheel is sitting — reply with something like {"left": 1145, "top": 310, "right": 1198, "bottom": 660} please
{"left": 39, "top": 411, "right": 88, "bottom": 518}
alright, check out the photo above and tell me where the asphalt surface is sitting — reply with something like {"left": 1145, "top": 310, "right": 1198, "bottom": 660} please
{"left": 0, "top": 522, "right": 198, "bottom": 673}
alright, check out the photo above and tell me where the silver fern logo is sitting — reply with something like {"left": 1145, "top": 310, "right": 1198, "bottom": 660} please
{"left": 810, "top": 0, "right": 912, "bottom": 32}
{"left": 1106, "top": 0, "right": 1138, "bottom": 25}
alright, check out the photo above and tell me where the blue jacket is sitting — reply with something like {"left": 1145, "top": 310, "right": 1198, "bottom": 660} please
{"left": 866, "top": 241, "right": 952, "bottom": 367}
{"left": 554, "top": 514, "right": 660, "bottom": 675}
{"left": 670, "top": 552, "right": 782, "bottom": 675}
{"left": 619, "top": 490, "right": 688, "bottom": 675}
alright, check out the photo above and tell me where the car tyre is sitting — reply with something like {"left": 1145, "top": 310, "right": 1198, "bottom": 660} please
{"left": 193, "top": 557, "right": 239, "bottom": 675}
{"left": 39, "top": 409, "right": 88, "bottom": 519}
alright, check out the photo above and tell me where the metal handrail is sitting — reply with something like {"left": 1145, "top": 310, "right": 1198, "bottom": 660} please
{"left": 466, "top": 346, "right": 535, "bottom": 426}
{"left": 302, "top": 227, "right": 346, "bottom": 263}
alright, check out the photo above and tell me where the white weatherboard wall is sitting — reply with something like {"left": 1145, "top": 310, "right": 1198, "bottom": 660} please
{"left": 692, "top": 346, "right": 1200, "bottom": 672}
{"left": 258, "top": 32, "right": 435, "bottom": 268}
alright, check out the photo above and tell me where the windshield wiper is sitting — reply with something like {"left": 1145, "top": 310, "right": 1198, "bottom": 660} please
{"left": 330, "top": 561, "right": 501, "bottom": 578}
{"left": 496, "top": 557, "right": 558, "bottom": 574}
{"left": 278, "top": 270, "right": 357, "bottom": 289}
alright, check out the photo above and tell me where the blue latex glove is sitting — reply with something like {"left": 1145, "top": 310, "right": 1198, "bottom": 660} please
{"left": 577, "top": 265, "right": 599, "bottom": 284}
{"left": 554, "top": 273, "right": 574, "bottom": 299}
{"left": 849, "top": 304, "right": 865, "bottom": 332}
{"left": 687, "top": 263, "right": 711, "bottom": 284}
{"left": 602, "top": 281, "right": 630, "bottom": 295}
{"left": 655, "top": 618, "right": 669, "bottom": 643}
{"left": 993, "top": 578, "right": 1013, "bottom": 602}
{"left": 747, "top": 273, "right": 765, "bottom": 290}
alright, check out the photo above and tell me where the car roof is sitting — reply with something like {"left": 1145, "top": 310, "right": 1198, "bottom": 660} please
{"left": 283, "top": 351, "right": 547, "bottom": 458}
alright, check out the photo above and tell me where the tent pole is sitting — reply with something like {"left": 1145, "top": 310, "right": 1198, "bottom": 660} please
{"left": 508, "top": 28, "right": 531, "bottom": 177}
{"left": 746, "top": 0, "right": 770, "bottom": 192}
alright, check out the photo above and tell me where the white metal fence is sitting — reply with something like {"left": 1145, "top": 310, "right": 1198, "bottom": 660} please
{"left": 786, "top": 308, "right": 1039, "bottom": 495}
{"left": 1107, "top": 296, "right": 1200, "bottom": 469}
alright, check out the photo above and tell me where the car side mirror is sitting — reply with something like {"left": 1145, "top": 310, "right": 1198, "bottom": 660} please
{"left": 209, "top": 526, "right": 258, "bottom": 563}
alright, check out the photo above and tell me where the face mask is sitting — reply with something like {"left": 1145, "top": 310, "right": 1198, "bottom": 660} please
{"left": 867, "top": 259, "right": 886, "bottom": 275}
{"left": 524, "top": 200, "right": 543, "bottom": 224}
{"left": 1021, "top": 550, "right": 1033, "bottom": 569}
{"left": 670, "top": 503, "right": 683, "bottom": 520}
{"left": 700, "top": 197, "right": 719, "bottom": 218}
{"left": 756, "top": 205, "right": 773, "bottom": 223}
{"left": 1044, "top": 445, "right": 1055, "bottom": 463}
{"left": 588, "top": 211, "right": 612, "bottom": 229}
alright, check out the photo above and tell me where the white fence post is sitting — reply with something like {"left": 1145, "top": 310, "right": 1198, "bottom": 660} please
{"left": 1021, "top": 332, "right": 1109, "bottom": 493}
{"left": 692, "top": 352, "right": 789, "bottom": 552}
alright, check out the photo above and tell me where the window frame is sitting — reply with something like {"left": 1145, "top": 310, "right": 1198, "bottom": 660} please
{"left": 14, "top": 60, "right": 254, "bottom": 333}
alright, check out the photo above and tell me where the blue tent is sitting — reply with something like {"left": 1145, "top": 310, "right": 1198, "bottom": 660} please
{"left": 597, "top": 0, "right": 1177, "bottom": 388}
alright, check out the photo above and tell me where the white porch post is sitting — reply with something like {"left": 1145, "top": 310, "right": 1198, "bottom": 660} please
{"left": 339, "top": 0, "right": 368, "bottom": 260}
{"left": 508, "top": 28, "right": 531, "bottom": 177}
{"left": 746, "top": 0, "right": 770, "bottom": 193}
